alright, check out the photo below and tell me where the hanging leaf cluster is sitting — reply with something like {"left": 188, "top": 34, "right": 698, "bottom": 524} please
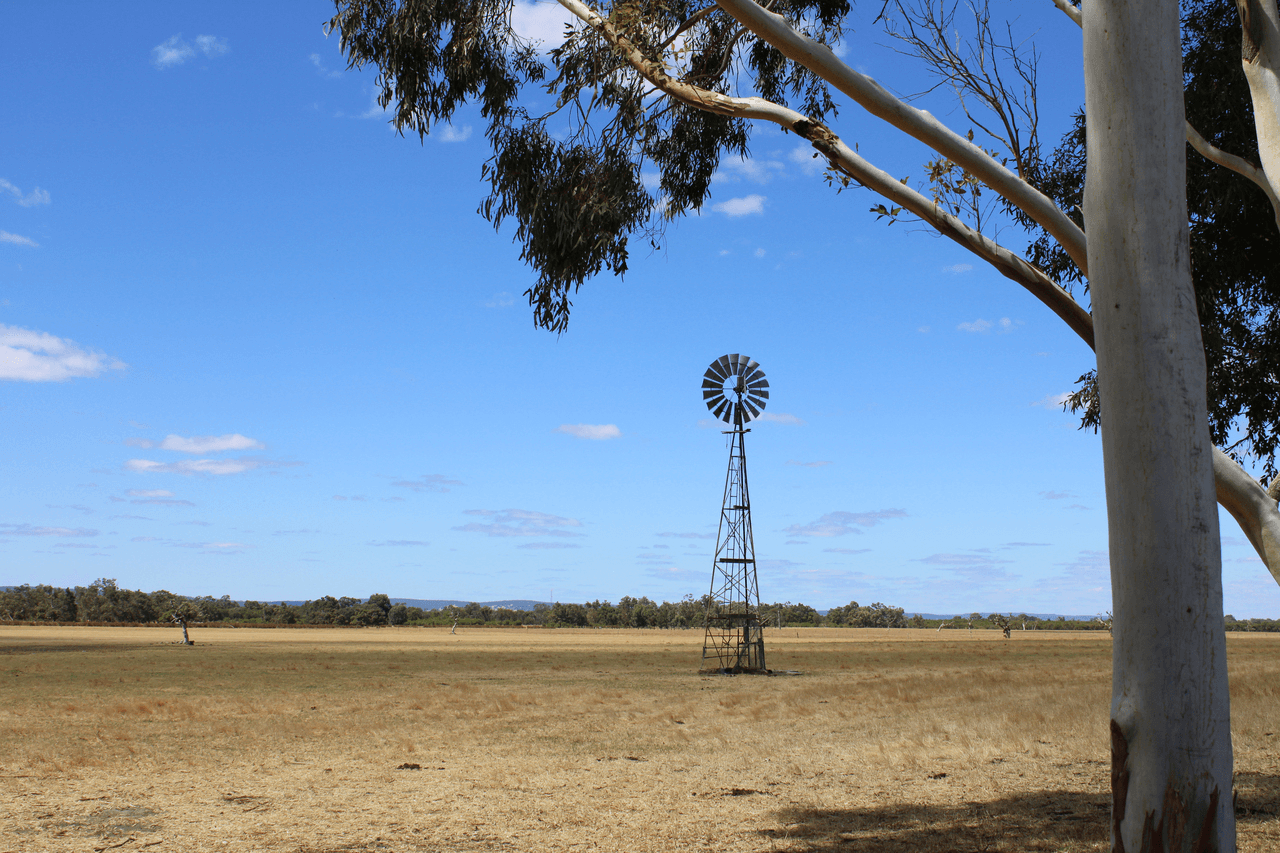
{"left": 329, "top": 0, "right": 849, "bottom": 332}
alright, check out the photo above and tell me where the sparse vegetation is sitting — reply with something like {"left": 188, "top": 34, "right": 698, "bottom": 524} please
{"left": 0, "top": 626, "right": 1277, "bottom": 851}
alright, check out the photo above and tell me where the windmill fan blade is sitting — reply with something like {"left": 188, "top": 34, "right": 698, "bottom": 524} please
{"left": 705, "top": 363, "right": 727, "bottom": 382}
{"left": 745, "top": 369, "right": 765, "bottom": 384}
{"left": 707, "top": 393, "right": 725, "bottom": 412}
{"left": 748, "top": 377, "right": 769, "bottom": 390}
{"left": 745, "top": 359, "right": 759, "bottom": 374}
{"left": 704, "top": 388, "right": 723, "bottom": 401}
{"left": 716, "top": 355, "right": 733, "bottom": 377}
{"left": 702, "top": 377, "right": 721, "bottom": 390}
{"left": 712, "top": 399, "right": 730, "bottom": 420}
{"left": 750, "top": 387, "right": 769, "bottom": 399}
{"left": 744, "top": 399, "right": 761, "bottom": 419}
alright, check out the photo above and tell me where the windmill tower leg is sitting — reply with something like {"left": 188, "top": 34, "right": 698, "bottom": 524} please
{"left": 700, "top": 425, "right": 767, "bottom": 674}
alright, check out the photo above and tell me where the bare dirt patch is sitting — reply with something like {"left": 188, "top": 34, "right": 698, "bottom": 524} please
{"left": 1, "top": 626, "right": 1276, "bottom": 852}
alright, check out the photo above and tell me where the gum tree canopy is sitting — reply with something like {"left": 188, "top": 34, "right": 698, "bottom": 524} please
{"left": 330, "top": 0, "right": 1280, "bottom": 849}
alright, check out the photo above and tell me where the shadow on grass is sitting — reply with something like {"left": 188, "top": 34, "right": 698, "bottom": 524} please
{"left": 759, "top": 777, "right": 1280, "bottom": 853}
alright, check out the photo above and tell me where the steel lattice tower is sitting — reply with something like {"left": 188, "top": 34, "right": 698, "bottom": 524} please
{"left": 699, "top": 354, "right": 769, "bottom": 674}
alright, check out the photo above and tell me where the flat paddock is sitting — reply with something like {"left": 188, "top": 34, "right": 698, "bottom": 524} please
{"left": 1, "top": 626, "right": 1277, "bottom": 852}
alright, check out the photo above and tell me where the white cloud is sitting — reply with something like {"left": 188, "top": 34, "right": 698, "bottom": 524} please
{"left": 125, "top": 437, "right": 154, "bottom": 448}
{"left": 160, "top": 433, "right": 264, "bottom": 454}
{"left": 785, "top": 509, "right": 908, "bottom": 537}
{"left": 943, "top": 263, "right": 973, "bottom": 274}
{"left": 710, "top": 195, "right": 766, "bottom": 216}
{"left": 518, "top": 542, "right": 581, "bottom": 549}
{"left": 823, "top": 547, "right": 872, "bottom": 555}
{"left": 0, "top": 230, "right": 38, "bottom": 247}
{"left": 957, "top": 318, "right": 993, "bottom": 333}
{"left": 555, "top": 423, "right": 621, "bottom": 440}
{"left": 1039, "top": 490, "right": 1075, "bottom": 500}
{"left": 391, "top": 474, "right": 464, "bottom": 493}
{"left": 0, "top": 523, "right": 97, "bottom": 537}
{"left": 195, "top": 35, "right": 229, "bottom": 57}
{"left": 125, "top": 457, "right": 294, "bottom": 476}
{"left": 438, "top": 124, "right": 472, "bottom": 142}
{"left": 717, "top": 157, "right": 785, "bottom": 184}
{"left": 754, "top": 247, "right": 766, "bottom": 258}
{"left": 757, "top": 412, "right": 804, "bottom": 425}
{"left": 0, "top": 324, "right": 126, "bottom": 382}
{"left": 369, "top": 540, "right": 430, "bottom": 547}
{"left": 152, "top": 35, "right": 194, "bottom": 68}
{"left": 153, "top": 34, "right": 228, "bottom": 69}
{"left": 656, "top": 531, "right": 715, "bottom": 540}
{"left": 127, "top": 489, "right": 173, "bottom": 498}
{"left": 1032, "top": 392, "right": 1072, "bottom": 409}
{"left": 309, "top": 53, "right": 343, "bottom": 79}
{"left": 510, "top": 0, "right": 577, "bottom": 47}
{"left": 789, "top": 145, "right": 825, "bottom": 176}
{"left": 485, "top": 292, "right": 515, "bottom": 308}
{"left": 0, "top": 179, "right": 50, "bottom": 207}
{"left": 454, "top": 508, "right": 584, "bottom": 538}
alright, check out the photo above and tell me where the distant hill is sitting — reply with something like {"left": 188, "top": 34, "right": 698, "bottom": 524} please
{"left": 391, "top": 598, "right": 548, "bottom": 611}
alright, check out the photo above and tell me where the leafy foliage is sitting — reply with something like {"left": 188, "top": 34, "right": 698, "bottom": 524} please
{"left": 329, "top": 0, "right": 847, "bottom": 332}
{"left": 1014, "top": 0, "right": 1280, "bottom": 479}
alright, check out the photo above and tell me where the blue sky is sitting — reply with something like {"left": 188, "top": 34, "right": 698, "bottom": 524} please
{"left": 4, "top": 1, "right": 1277, "bottom": 616}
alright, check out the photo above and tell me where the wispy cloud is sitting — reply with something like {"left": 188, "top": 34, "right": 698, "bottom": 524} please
{"left": 785, "top": 509, "right": 907, "bottom": 537}
{"left": 438, "top": 124, "right": 472, "bottom": 142}
{"left": 958, "top": 317, "right": 1022, "bottom": 333}
{"left": 789, "top": 145, "right": 826, "bottom": 176}
{"left": 0, "top": 523, "right": 97, "bottom": 537}
{"left": 1032, "top": 392, "right": 1072, "bottom": 409}
{"left": 125, "top": 457, "right": 296, "bottom": 476}
{"left": 485, "top": 292, "right": 515, "bottom": 308}
{"left": 369, "top": 540, "right": 430, "bottom": 547}
{"left": 823, "top": 548, "right": 872, "bottom": 555}
{"left": 656, "top": 531, "right": 715, "bottom": 540}
{"left": 454, "top": 508, "right": 584, "bottom": 538}
{"left": 309, "top": 53, "right": 343, "bottom": 79}
{"left": 757, "top": 412, "right": 804, "bottom": 425}
{"left": 717, "top": 157, "right": 785, "bottom": 184}
{"left": 160, "top": 433, "right": 264, "bottom": 454}
{"left": 915, "top": 551, "right": 1017, "bottom": 581}
{"left": 0, "top": 231, "right": 38, "bottom": 247}
{"left": 943, "top": 263, "right": 973, "bottom": 274}
{"left": 0, "top": 179, "right": 50, "bottom": 207}
{"left": 1040, "top": 490, "right": 1075, "bottom": 500}
{"left": 518, "top": 542, "right": 582, "bottom": 549}
{"left": 391, "top": 474, "right": 464, "bottom": 493}
{"left": 555, "top": 423, "right": 621, "bottom": 440}
{"left": 0, "top": 324, "right": 126, "bottom": 382}
{"left": 710, "top": 194, "right": 766, "bottom": 216}
{"left": 153, "top": 34, "right": 228, "bottom": 69}
{"left": 787, "top": 460, "right": 831, "bottom": 468}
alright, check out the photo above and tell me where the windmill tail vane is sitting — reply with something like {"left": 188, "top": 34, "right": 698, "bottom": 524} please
{"left": 700, "top": 354, "right": 770, "bottom": 674}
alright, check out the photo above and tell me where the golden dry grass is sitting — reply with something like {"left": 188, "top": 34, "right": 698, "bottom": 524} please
{"left": 1, "top": 626, "right": 1277, "bottom": 852}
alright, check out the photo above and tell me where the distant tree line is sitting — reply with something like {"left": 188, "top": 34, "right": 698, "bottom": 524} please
{"left": 2, "top": 580, "right": 1276, "bottom": 631}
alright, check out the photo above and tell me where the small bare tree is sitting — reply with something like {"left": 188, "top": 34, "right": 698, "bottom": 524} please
{"left": 169, "top": 601, "right": 203, "bottom": 646}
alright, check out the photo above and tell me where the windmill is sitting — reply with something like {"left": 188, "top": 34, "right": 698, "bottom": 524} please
{"left": 699, "top": 354, "right": 770, "bottom": 674}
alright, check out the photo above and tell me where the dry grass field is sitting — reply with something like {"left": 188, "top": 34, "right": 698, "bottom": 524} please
{"left": 1, "top": 626, "right": 1277, "bottom": 853}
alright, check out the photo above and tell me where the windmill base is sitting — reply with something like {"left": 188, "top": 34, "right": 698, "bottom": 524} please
{"left": 700, "top": 615, "right": 767, "bottom": 674}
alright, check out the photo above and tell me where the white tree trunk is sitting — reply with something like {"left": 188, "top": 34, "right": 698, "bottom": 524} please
{"left": 1238, "top": 0, "right": 1280, "bottom": 196}
{"left": 1083, "top": 0, "right": 1235, "bottom": 850}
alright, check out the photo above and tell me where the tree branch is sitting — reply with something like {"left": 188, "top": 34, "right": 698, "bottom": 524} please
{"left": 1053, "top": 0, "right": 1280, "bottom": 233}
{"left": 712, "top": 0, "right": 1089, "bottom": 273}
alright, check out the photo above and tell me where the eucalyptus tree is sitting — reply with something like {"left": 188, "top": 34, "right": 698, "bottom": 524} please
{"left": 328, "top": 0, "right": 1280, "bottom": 847}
